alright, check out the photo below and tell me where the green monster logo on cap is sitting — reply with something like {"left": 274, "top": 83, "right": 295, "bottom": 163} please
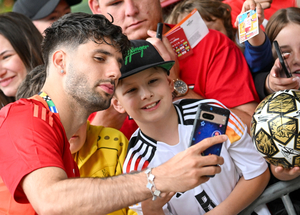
{"left": 124, "top": 45, "right": 149, "bottom": 65}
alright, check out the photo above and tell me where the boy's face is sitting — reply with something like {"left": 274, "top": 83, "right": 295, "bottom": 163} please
{"left": 113, "top": 67, "right": 174, "bottom": 124}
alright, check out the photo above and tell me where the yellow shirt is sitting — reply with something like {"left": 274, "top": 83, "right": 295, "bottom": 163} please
{"left": 73, "top": 122, "right": 136, "bottom": 215}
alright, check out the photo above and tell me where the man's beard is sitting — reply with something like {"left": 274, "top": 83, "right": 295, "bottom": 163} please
{"left": 65, "top": 66, "right": 114, "bottom": 113}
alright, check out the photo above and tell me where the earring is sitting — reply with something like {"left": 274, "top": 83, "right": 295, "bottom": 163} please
{"left": 60, "top": 69, "right": 64, "bottom": 73}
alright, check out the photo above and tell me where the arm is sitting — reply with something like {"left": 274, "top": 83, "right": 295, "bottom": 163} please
{"left": 21, "top": 135, "right": 226, "bottom": 215}
{"left": 230, "top": 102, "right": 258, "bottom": 134}
{"left": 206, "top": 170, "right": 270, "bottom": 215}
{"left": 254, "top": 0, "right": 272, "bottom": 9}
{"left": 146, "top": 29, "right": 180, "bottom": 81}
{"left": 240, "top": 1, "right": 273, "bottom": 73}
{"left": 270, "top": 164, "right": 300, "bottom": 181}
{"left": 210, "top": 111, "right": 270, "bottom": 214}
{"left": 141, "top": 192, "right": 175, "bottom": 215}
{"left": 235, "top": 0, "right": 265, "bottom": 47}
{"left": 89, "top": 104, "right": 128, "bottom": 130}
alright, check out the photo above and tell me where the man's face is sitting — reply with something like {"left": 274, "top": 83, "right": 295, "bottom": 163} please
{"left": 33, "top": 0, "right": 71, "bottom": 35}
{"left": 64, "top": 39, "right": 123, "bottom": 113}
{"left": 90, "top": 0, "right": 163, "bottom": 40}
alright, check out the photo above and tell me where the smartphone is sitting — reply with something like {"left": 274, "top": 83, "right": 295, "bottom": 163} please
{"left": 156, "top": 23, "right": 163, "bottom": 40}
{"left": 189, "top": 104, "right": 229, "bottom": 156}
{"left": 273, "top": 40, "right": 292, "bottom": 78}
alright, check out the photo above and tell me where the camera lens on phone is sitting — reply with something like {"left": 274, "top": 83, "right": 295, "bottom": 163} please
{"left": 202, "top": 113, "right": 214, "bottom": 120}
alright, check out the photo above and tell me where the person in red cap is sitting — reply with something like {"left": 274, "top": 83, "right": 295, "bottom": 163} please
{"left": 13, "top": 0, "right": 82, "bottom": 34}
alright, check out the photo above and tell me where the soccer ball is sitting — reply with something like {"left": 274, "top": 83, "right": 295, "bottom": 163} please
{"left": 251, "top": 89, "right": 300, "bottom": 168}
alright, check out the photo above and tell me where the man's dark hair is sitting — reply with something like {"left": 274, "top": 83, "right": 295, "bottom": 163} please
{"left": 42, "top": 12, "right": 131, "bottom": 70}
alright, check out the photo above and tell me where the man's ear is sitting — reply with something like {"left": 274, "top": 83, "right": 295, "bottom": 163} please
{"left": 111, "top": 97, "right": 126, "bottom": 113}
{"left": 52, "top": 50, "right": 65, "bottom": 73}
{"left": 89, "top": 0, "right": 102, "bottom": 14}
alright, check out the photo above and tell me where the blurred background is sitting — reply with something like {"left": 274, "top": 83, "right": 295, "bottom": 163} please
{"left": 0, "top": 0, "right": 92, "bottom": 13}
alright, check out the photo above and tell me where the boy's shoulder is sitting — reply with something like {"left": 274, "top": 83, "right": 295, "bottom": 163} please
{"left": 174, "top": 98, "right": 229, "bottom": 124}
{"left": 175, "top": 99, "right": 247, "bottom": 142}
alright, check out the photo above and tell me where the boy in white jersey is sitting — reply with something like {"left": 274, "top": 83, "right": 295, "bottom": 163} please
{"left": 112, "top": 40, "right": 270, "bottom": 215}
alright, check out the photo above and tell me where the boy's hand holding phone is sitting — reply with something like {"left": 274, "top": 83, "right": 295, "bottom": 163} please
{"left": 189, "top": 104, "right": 229, "bottom": 155}
{"left": 189, "top": 104, "right": 229, "bottom": 177}
{"left": 153, "top": 135, "right": 225, "bottom": 193}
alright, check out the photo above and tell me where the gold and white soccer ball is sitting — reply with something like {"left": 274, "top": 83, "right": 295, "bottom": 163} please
{"left": 251, "top": 89, "right": 300, "bottom": 168}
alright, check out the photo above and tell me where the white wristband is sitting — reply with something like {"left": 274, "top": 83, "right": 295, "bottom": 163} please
{"left": 145, "top": 168, "right": 161, "bottom": 200}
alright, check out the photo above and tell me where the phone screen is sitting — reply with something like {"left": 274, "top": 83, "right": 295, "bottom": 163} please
{"left": 190, "top": 104, "right": 229, "bottom": 156}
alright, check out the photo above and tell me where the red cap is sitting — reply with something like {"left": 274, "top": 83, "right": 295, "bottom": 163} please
{"left": 160, "top": 0, "right": 181, "bottom": 8}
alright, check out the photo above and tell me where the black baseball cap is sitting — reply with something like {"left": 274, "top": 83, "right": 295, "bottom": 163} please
{"left": 120, "top": 40, "right": 175, "bottom": 80}
{"left": 13, "top": 0, "right": 82, "bottom": 20}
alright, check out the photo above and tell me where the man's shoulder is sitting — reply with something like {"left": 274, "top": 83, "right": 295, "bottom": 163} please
{"left": 0, "top": 98, "right": 56, "bottom": 128}
{"left": 0, "top": 98, "right": 39, "bottom": 117}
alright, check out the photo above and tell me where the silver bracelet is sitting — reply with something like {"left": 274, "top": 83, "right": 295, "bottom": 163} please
{"left": 145, "top": 168, "right": 161, "bottom": 200}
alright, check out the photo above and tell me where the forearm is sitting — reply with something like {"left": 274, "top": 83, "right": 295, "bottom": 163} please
{"left": 22, "top": 136, "right": 226, "bottom": 215}
{"left": 173, "top": 89, "right": 204, "bottom": 101}
{"left": 23, "top": 168, "right": 151, "bottom": 215}
{"left": 208, "top": 169, "right": 270, "bottom": 215}
{"left": 90, "top": 106, "right": 127, "bottom": 130}
{"left": 248, "top": 28, "right": 265, "bottom": 47}
{"left": 54, "top": 175, "right": 150, "bottom": 214}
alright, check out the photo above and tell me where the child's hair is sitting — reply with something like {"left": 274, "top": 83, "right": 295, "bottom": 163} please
{"left": 166, "top": 0, "right": 236, "bottom": 41}
{"left": 265, "top": 7, "right": 300, "bottom": 58}
{"left": 266, "top": 7, "right": 300, "bottom": 44}
{"left": 16, "top": 65, "right": 46, "bottom": 100}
